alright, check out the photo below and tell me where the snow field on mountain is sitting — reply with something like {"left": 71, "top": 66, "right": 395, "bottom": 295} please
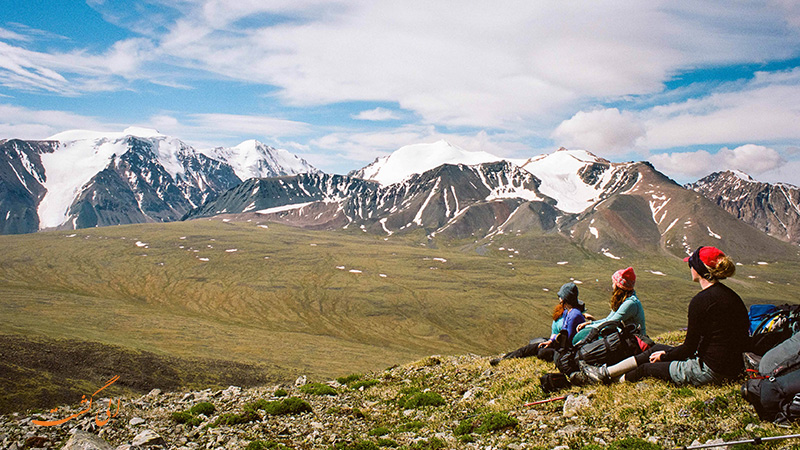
{"left": 37, "top": 137, "right": 129, "bottom": 229}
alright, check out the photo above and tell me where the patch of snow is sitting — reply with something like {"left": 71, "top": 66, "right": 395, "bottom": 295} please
{"left": 601, "top": 248, "right": 621, "bottom": 260}
{"left": 707, "top": 226, "right": 721, "bottom": 239}
{"left": 66, "top": 234, "right": 76, "bottom": 238}
{"left": 349, "top": 269, "right": 362, "bottom": 274}
{"left": 225, "top": 249, "right": 238, "bottom": 253}
{"left": 758, "top": 262, "right": 769, "bottom": 265}
{"left": 589, "top": 226, "right": 599, "bottom": 239}
{"left": 432, "top": 258, "right": 447, "bottom": 263}
{"left": 222, "top": 219, "right": 230, "bottom": 222}
{"left": 336, "top": 266, "right": 346, "bottom": 270}
{"left": 258, "top": 225, "right": 269, "bottom": 229}
{"left": 557, "top": 261, "right": 569, "bottom": 265}
{"left": 648, "top": 270, "right": 666, "bottom": 276}
{"left": 255, "top": 202, "right": 313, "bottom": 215}
{"left": 198, "top": 257, "right": 209, "bottom": 262}
{"left": 357, "top": 140, "right": 502, "bottom": 185}
{"left": 201, "top": 139, "right": 317, "bottom": 180}
{"left": 135, "top": 241, "right": 148, "bottom": 247}
{"left": 379, "top": 274, "right": 388, "bottom": 278}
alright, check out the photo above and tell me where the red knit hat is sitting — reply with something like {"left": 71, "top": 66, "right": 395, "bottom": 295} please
{"left": 612, "top": 267, "right": 636, "bottom": 290}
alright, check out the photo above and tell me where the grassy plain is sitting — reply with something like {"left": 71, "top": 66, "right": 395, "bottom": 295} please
{"left": 1, "top": 218, "right": 799, "bottom": 412}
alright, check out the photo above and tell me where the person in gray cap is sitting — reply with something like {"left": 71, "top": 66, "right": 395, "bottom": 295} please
{"left": 490, "top": 282, "right": 587, "bottom": 366}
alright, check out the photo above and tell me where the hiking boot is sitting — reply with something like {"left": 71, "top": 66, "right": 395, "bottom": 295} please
{"left": 489, "top": 358, "right": 502, "bottom": 366}
{"left": 568, "top": 370, "right": 590, "bottom": 386}
{"left": 581, "top": 362, "right": 610, "bottom": 384}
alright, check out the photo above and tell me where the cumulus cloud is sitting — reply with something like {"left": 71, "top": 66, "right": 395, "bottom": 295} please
{"left": 551, "top": 108, "right": 646, "bottom": 154}
{"left": 650, "top": 144, "right": 785, "bottom": 179}
{"left": 0, "top": 104, "right": 114, "bottom": 139}
{"left": 642, "top": 69, "right": 800, "bottom": 149}
{"left": 352, "top": 107, "right": 401, "bottom": 121}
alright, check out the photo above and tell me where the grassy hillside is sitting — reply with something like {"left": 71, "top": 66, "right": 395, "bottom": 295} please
{"left": 2, "top": 218, "right": 800, "bottom": 413}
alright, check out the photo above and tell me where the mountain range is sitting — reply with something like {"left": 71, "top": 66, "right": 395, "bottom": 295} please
{"left": 0, "top": 128, "right": 316, "bottom": 234}
{"left": 1, "top": 129, "right": 798, "bottom": 260}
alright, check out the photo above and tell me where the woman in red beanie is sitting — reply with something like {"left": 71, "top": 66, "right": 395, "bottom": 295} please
{"left": 582, "top": 246, "right": 749, "bottom": 386}
{"left": 574, "top": 266, "right": 646, "bottom": 343}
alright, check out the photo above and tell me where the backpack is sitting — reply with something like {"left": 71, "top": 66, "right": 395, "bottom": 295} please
{"left": 742, "top": 333, "right": 800, "bottom": 423}
{"left": 554, "top": 321, "right": 646, "bottom": 376}
{"left": 748, "top": 304, "right": 800, "bottom": 355}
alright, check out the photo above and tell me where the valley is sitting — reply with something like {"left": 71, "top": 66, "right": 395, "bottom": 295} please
{"left": 2, "top": 219, "right": 800, "bottom": 413}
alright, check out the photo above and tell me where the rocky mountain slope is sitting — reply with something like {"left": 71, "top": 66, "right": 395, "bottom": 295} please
{"left": 188, "top": 146, "right": 798, "bottom": 262}
{"left": 0, "top": 129, "right": 317, "bottom": 234}
{"left": 688, "top": 171, "right": 800, "bottom": 246}
{"left": 1, "top": 340, "right": 782, "bottom": 450}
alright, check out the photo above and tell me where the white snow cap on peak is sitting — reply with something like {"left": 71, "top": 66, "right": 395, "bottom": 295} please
{"left": 48, "top": 127, "right": 165, "bottom": 142}
{"left": 729, "top": 169, "right": 755, "bottom": 182}
{"left": 358, "top": 140, "right": 503, "bottom": 185}
{"left": 202, "top": 139, "right": 317, "bottom": 180}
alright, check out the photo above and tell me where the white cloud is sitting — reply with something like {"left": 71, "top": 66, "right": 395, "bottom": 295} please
{"left": 650, "top": 144, "right": 784, "bottom": 179}
{"left": 642, "top": 69, "right": 800, "bottom": 148}
{"left": 352, "top": 107, "right": 401, "bottom": 121}
{"left": 0, "top": 104, "right": 114, "bottom": 139}
{"left": 187, "top": 113, "right": 311, "bottom": 136}
{"left": 90, "top": 1, "right": 800, "bottom": 129}
{"left": 551, "top": 108, "right": 646, "bottom": 154}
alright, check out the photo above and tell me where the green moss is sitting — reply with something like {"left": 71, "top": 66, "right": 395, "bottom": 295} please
{"left": 351, "top": 379, "right": 380, "bottom": 390}
{"left": 170, "top": 411, "right": 201, "bottom": 426}
{"left": 300, "top": 382, "right": 338, "bottom": 396}
{"left": 274, "top": 388, "right": 288, "bottom": 397}
{"left": 396, "top": 420, "right": 425, "bottom": 432}
{"left": 376, "top": 438, "right": 398, "bottom": 447}
{"left": 408, "top": 437, "right": 446, "bottom": 449}
{"left": 368, "top": 426, "right": 390, "bottom": 436}
{"left": 189, "top": 401, "right": 215, "bottom": 416}
{"left": 397, "top": 391, "right": 445, "bottom": 409}
{"left": 254, "top": 397, "right": 313, "bottom": 416}
{"left": 606, "top": 437, "right": 663, "bottom": 450}
{"left": 458, "top": 434, "right": 475, "bottom": 443}
{"left": 212, "top": 409, "right": 260, "bottom": 426}
{"left": 456, "top": 411, "right": 518, "bottom": 435}
{"left": 337, "top": 373, "right": 362, "bottom": 385}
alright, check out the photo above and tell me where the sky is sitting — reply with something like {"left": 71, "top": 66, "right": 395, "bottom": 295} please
{"left": 2, "top": 1, "right": 800, "bottom": 185}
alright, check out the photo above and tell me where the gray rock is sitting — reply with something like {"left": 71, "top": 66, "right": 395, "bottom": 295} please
{"left": 294, "top": 375, "right": 307, "bottom": 387}
{"left": 62, "top": 430, "right": 114, "bottom": 450}
{"left": 563, "top": 394, "right": 591, "bottom": 417}
{"left": 147, "top": 389, "right": 162, "bottom": 397}
{"left": 131, "top": 429, "right": 165, "bottom": 447}
{"left": 129, "top": 418, "right": 146, "bottom": 426}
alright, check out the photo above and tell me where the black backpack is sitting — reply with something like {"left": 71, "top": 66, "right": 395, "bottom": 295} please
{"left": 554, "top": 321, "right": 646, "bottom": 375}
{"left": 742, "top": 333, "right": 800, "bottom": 423}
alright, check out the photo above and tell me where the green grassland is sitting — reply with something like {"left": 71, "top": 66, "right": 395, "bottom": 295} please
{"left": 1, "top": 218, "right": 800, "bottom": 413}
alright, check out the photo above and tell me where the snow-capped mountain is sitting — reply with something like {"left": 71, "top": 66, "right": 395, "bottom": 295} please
{"left": 202, "top": 140, "right": 318, "bottom": 181}
{"left": 688, "top": 171, "right": 800, "bottom": 245}
{"left": 189, "top": 147, "right": 798, "bottom": 262}
{"left": 0, "top": 128, "right": 315, "bottom": 233}
{"left": 349, "top": 140, "right": 504, "bottom": 185}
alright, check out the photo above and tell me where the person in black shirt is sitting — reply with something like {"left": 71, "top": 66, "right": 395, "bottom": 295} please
{"left": 582, "top": 246, "right": 749, "bottom": 385}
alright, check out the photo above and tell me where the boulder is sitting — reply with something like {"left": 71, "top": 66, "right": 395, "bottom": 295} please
{"left": 62, "top": 431, "right": 114, "bottom": 450}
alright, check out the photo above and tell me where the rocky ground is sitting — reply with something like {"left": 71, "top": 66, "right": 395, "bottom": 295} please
{"left": 1, "top": 349, "right": 798, "bottom": 450}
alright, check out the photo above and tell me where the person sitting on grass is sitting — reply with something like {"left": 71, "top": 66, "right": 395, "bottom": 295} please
{"left": 581, "top": 246, "right": 749, "bottom": 386}
{"left": 491, "top": 282, "right": 586, "bottom": 366}
{"left": 573, "top": 267, "right": 645, "bottom": 343}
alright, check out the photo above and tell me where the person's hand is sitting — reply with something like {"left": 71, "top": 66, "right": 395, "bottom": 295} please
{"left": 649, "top": 350, "right": 666, "bottom": 363}
{"left": 576, "top": 321, "right": 590, "bottom": 331}
{"left": 538, "top": 340, "right": 552, "bottom": 348}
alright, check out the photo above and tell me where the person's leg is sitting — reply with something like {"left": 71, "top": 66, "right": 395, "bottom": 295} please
{"left": 490, "top": 343, "right": 542, "bottom": 365}
{"left": 623, "top": 361, "right": 671, "bottom": 383}
{"left": 537, "top": 348, "right": 556, "bottom": 362}
{"left": 583, "top": 344, "right": 674, "bottom": 383}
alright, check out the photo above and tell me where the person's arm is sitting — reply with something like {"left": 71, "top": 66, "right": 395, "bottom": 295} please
{"left": 662, "top": 295, "right": 704, "bottom": 362}
{"left": 602, "top": 298, "right": 638, "bottom": 323}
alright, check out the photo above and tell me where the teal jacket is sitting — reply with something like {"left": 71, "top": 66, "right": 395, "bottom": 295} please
{"left": 573, "top": 292, "right": 646, "bottom": 343}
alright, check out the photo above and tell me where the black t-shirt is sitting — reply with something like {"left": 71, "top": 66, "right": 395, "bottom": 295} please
{"left": 663, "top": 282, "right": 749, "bottom": 377}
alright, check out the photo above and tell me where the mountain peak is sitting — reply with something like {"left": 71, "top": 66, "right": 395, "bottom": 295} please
{"left": 352, "top": 140, "right": 502, "bottom": 185}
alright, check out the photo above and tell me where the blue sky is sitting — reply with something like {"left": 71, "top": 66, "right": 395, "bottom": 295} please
{"left": 2, "top": 1, "right": 800, "bottom": 185}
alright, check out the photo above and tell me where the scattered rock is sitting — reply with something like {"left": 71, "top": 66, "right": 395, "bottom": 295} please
{"left": 129, "top": 418, "right": 145, "bottom": 426}
{"left": 294, "top": 375, "right": 307, "bottom": 387}
{"left": 131, "top": 430, "right": 165, "bottom": 447}
{"left": 562, "top": 394, "right": 591, "bottom": 417}
{"left": 62, "top": 430, "right": 113, "bottom": 450}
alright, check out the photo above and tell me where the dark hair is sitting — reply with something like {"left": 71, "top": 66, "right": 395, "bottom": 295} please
{"left": 610, "top": 286, "right": 633, "bottom": 312}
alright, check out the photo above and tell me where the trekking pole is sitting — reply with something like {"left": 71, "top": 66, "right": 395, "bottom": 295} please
{"left": 523, "top": 395, "right": 567, "bottom": 407}
{"left": 676, "top": 433, "right": 800, "bottom": 450}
